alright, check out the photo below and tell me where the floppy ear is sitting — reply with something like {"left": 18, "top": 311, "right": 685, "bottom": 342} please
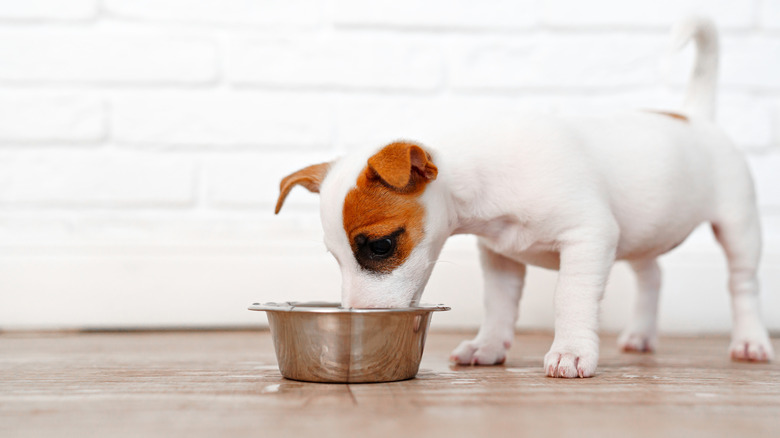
{"left": 367, "top": 142, "right": 438, "bottom": 190}
{"left": 275, "top": 162, "right": 331, "bottom": 214}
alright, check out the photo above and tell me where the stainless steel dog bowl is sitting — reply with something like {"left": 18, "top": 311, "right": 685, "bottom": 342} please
{"left": 249, "top": 301, "right": 450, "bottom": 383}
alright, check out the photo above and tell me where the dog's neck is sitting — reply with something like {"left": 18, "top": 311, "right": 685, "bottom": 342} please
{"left": 426, "top": 156, "right": 523, "bottom": 241}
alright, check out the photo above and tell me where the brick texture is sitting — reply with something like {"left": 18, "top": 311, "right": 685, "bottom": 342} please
{"left": 541, "top": 0, "right": 755, "bottom": 29}
{"left": 1, "top": 1, "right": 778, "bottom": 330}
{"left": 759, "top": 0, "right": 780, "bottom": 29}
{"left": 0, "top": 31, "right": 217, "bottom": 84}
{"left": 204, "top": 151, "right": 336, "bottom": 209}
{"left": 748, "top": 152, "right": 780, "bottom": 210}
{"left": 229, "top": 36, "right": 442, "bottom": 91}
{"left": 449, "top": 34, "right": 663, "bottom": 90}
{"left": 0, "top": 150, "right": 194, "bottom": 206}
{"left": 103, "top": 0, "right": 320, "bottom": 27}
{"left": 721, "top": 36, "right": 780, "bottom": 90}
{"left": 0, "top": 0, "right": 97, "bottom": 20}
{"left": 332, "top": 0, "right": 538, "bottom": 30}
{"left": 0, "top": 94, "right": 104, "bottom": 143}
{"left": 112, "top": 93, "right": 333, "bottom": 148}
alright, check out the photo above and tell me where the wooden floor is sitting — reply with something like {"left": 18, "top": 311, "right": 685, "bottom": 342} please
{"left": 1, "top": 330, "right": 779, "bottom": 438}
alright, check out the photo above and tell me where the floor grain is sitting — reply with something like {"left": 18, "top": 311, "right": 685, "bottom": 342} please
{"left": 1, "top": 330, "right": 779, "bottom": 437}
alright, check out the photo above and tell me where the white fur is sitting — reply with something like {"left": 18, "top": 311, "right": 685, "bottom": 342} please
{"left": 315, "top": 17, "right": 773, "bottom": 377}
{"left": 673, "top": 17, "right": 719, "bottom": 119}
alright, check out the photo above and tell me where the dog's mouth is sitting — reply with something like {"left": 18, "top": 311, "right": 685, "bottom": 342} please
{"left": 343, "top": 301, "right": 414, "bottom": 310}
{"left": 341, "top": 295, "right": 419, "bottom": 309}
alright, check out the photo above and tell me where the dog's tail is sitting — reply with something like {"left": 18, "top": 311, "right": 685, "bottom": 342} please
{"left": 670, "top": 17, "right": 719, "bottom": 120}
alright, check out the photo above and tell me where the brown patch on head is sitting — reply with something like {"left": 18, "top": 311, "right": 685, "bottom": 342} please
{"left": 275, "top": 162, "right": 331, "bottom": 214}
{"left": 343, "top": 142, "right": 438, "bottom": 274}
{"left": 645, "top": 110, "right": 689, "bottom": 122}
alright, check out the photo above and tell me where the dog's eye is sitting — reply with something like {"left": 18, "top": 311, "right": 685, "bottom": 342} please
{"left": 368, "top": 238, "right": 394, "bottom": 256}
{"left": 352, "top": 228, "right": 404, "bottom": 270}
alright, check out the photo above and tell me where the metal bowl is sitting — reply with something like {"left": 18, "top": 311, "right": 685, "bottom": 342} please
{"left": 249, "top": 301, "right": 450, "bottom": 383}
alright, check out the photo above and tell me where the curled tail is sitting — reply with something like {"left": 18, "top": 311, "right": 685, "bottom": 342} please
{"left": 670, "top": 17, "right": 719, "bottom": 120}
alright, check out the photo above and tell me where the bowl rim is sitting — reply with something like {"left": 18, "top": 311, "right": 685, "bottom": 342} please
{"left": 248, "top": 301, "right": 450, "bottom": 313}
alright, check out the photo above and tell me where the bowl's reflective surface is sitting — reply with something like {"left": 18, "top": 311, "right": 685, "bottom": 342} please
{"left": 249, "top": 302, "right": 450, "bottom": 383}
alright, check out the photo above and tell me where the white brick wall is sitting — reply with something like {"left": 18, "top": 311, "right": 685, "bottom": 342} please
{"left": 760, "top": 0, "right": 780, "bottom": 29}
{"left": 1, "top": 1, "right": 779, "bottom": 334}
{"left": 0, "top": 31, "right": 218, "bottom": 84}
{"left": 103, "top": 0, "right": 321, "bottom": 27}
{"left": 229, "top": 35, "right": 443, "bottom": 90}
{"left": 448, "top": 34, "right": 663, "bottom": 90}
{"left": 0, "top": 94, "right": 104, "bottom": 143}
{"left": 0, "top": 0, "right": 97, "bottom": 20}
{"left": 540, "top": 0, "right": 754, "bottom": 29}
{"left": 112, "top": 92, "right": 334, "bottom": 148}
{"left": 0, "top": 150, "right": 195, "bottom": 207}
{"left": 331, "top": 0, "right": 539, "bottom": 30}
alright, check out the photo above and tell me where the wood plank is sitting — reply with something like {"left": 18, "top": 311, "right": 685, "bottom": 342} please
{"left": 1, "top": 330, "right": 778, "bottom": 437}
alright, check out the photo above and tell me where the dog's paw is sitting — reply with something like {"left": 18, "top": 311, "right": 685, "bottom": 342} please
{"left": 729, "top": 336, "right": 774, "bottom": 362}
{"left": 544, "top": 344, "right": 598, "bottom": 378}
{"left": 449, "top": 338, "right": 510, "bottom": 365}
{"left": 617, "top": 330, "right": 656, "bottom": 353}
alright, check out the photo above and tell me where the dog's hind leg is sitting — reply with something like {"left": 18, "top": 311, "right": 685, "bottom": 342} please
{"left": 450, "top": 241, "right": 525, "bottom": 365}
{"left": 618, "top": 258, "right": 661, "bottom": 353}
{"left": 712, "top": 210, "right": 774, "bottom": 362}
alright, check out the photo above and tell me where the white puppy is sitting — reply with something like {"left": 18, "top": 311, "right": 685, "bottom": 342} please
{"left": 274, "top": 17, "right": 773, "bottom": 378}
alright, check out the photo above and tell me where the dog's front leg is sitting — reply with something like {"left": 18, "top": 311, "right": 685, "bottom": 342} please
{"left": 545, "top": 235, "right": 617, "bottom": 378}
{"left": 450, "top": 241, "right": 526, "bottom": 365}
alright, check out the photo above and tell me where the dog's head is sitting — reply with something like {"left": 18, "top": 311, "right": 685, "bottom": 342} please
{"left": 275, "top": 142, "right": 447, "bottom": 308}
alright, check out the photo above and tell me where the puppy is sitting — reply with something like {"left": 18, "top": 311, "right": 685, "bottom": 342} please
{"left": 274, "top": 17, "right": 773, "bottom": 378}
